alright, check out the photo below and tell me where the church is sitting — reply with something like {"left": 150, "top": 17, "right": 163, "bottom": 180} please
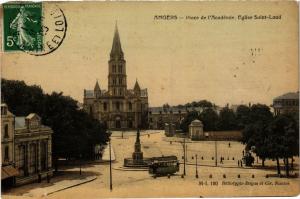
{"left": 83, "top": 25, "right": 149, "bottom": 130}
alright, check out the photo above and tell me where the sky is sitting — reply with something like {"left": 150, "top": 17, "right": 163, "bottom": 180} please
{"left": 1, "top": 1, "right": 299, "bottom": 107}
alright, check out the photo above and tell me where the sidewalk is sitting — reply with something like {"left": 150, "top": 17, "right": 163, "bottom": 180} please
{"left": 2, "top": 172, "right": 97, "bottom": 198}
{"left": 101, "top": 144, "right": 116, "bottom": 161}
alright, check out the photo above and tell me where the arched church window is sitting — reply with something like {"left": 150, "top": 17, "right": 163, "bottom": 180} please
{"left": 116, "top": 102, "right": 120, "bottom": 111}
{"left": 118, "top": 65, "right": 122, "bottom": 73}
{"left": 103, "top": 103, "right": 107, "bottom": 111}
{"left": 128, "top": 102, "right": 132, "bottom": 111}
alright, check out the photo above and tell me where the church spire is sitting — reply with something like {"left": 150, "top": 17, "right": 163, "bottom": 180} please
{"left": 134, "top": 79, "right": 141, "bottom": 96}
{"left": 110, "top": 22, "right": 124, "bottom": 59}
{"left": 94, "top": 80, "right": 101, "bottom": 91}
{"left": 94, "top": 80, "right": 101, "bottom": 98}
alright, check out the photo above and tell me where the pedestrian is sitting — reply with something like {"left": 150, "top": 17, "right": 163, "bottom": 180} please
{"left": 240, "top": 160, "right": 243, "bottom": 167}
{"left": 228, "top": 142, "right": 231, "bottom": 148}
{"left": 148, "top": 134, "right": 150, "bottom": 138}
{"left": 238, "top": 160, "right": 240, "bottom": 167}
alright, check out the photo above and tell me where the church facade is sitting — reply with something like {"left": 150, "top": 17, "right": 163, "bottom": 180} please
{"left": 83, "top": 25, "right": 149, "bottom": 130}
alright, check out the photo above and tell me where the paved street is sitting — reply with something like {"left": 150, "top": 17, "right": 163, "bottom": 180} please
{"left": 3, "top": 130, "right": 299, "bottom": 198}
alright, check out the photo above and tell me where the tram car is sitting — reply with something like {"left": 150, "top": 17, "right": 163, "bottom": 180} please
{"left": 148, "top": 155, "right": 180, "bottom": 177}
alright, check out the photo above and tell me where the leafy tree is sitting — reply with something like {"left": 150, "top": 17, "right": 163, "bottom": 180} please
{"left": 241, "top": 104, "right": 273, "bottom": 144}
{"left": 162, "top": 103, "right": 170, "bottom": 112}
{"left": 1, "top": 79, "right": 109, "bottom": 163}
{"left": 197, "top": 100, "right": 213, "bottom": 108}
{"left": 236, "top": 105, "right": 251, "bottom": 129}
{"left": 249, "top": 104, "right": 273, "bottom": 124}
{"left": 242, "top": 121, "right": 269, "bottom": 167}
{"left": 179, "top": 111, "right": 199, "bottom": 133}
{"left": 243, "top": 114, "right": 299, "bottom": 176}
{"left": 199, "top": 107, "right": 219, "bottom": 131}
{"left": 217, "top": 107, "right": 237, "bottom": 130}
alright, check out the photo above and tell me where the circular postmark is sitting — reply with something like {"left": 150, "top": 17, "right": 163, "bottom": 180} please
{"left": 28, "top": 4, "right": 67, "bottom": 56}
{"left": 6, "top": 3, "right": 67, "bottom": 56}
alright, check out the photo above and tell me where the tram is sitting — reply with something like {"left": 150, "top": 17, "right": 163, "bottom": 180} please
{"left": 148, "top": 156, "right": 180, "bottom": 177}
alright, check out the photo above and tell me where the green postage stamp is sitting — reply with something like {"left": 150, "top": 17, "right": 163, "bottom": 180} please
{"left": 2, "top": 2, "right": 67, "bottom": 55}
{"left": 3, "top": 3, "right": 43, "bottom": 52}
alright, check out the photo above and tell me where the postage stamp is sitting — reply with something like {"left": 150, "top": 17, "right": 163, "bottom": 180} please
{"left": 2, "top": 2, "right": 67, "bottom": 55}
{"left": 3, "top": 3, "right": 43, "bottom": 52}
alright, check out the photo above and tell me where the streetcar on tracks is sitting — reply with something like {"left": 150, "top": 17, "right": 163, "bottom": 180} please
{"left": 148, "top": 155, "right": 179, "bottom": 177}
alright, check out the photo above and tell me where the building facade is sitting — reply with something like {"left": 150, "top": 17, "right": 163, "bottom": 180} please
{"left": 83, "top": 25, "right": 148, "bottom": 129}
{"left": 14, "top": 113, "right": 53, "bottom": 185}
{"left": 189, "top": 119, "right": 204, "bottom": 140}
{"left": 148, "top": 106, "right": 222, "bottom": 130}
{"left": 272, "top": 92, "right": 299, "bottom": 116}
{"left": 1, "top": 103, "right": 18, "bottom": 187}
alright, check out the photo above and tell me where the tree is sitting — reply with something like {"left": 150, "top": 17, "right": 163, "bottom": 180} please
{"left": 236, "top": 105, "right": 251, "bottom": 129}
{"left": 242, "top": 121, "right": 269, "bottom": 167}
{"left": 162, "top": 103, "right": 170, "bottom": 112}
{"left": 196, "top": 100, "right": 213, "bottom": 108}
{"left": 268, "top": 114, "right": 299, "bottom": 176}
{"left": 1, "top": 79, "right": 109, "bottom": 162}
{"left": 179, "top": 111, "right": 199, "bottom": 133}
{"left": 217, "top": 107, "right": 237, "bottom": 130}
{"left": 241, "top": 104, "right": 273, "bottom": 144}
{"left": 199, "top": 108, "right": 219, "bottom": 131}
{"left": 242, "top": 113, "right": 299, "bottom": 176}
{"left": 249, "top": 104, "right": 273, "bottom": 124}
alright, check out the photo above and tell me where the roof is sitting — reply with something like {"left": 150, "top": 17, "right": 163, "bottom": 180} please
{"left": 190, "top": 119, "right": 203, "bottom": 126}
{"left": 1, "top": 103, "right": 14, "bottom": 117}
{"left": 110, "top": 23, "right": 124, "bottom": 59}
{"left": 26, "top": 113, "right": 40, "bottom": 120}
{"left": 15, "top": 117, "right": 26, "bottom": 129}
{"left": 274, "top": 92, "right": 299, "bottom": 100}
{"left": 134, "top": 80, "right": 141, "bottom": 91}
{"left": 94, "top": 81, "right": 101, "bottom": 91}
{"left": 84, "top": 90, "right": 95, "bottom": 98}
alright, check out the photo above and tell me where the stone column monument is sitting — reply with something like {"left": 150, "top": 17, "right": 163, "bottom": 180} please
{"left": 132, "top": 128, "right": 143, "bottom": 163}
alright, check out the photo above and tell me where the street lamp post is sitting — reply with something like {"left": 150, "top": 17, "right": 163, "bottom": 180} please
{"left": 79, "top": 153, "right": 82, "bottom": 175}
{"left": 109, "top": 137, "right": 113, "bottom": 191}
{"left": 195, "top": 154, "right": 199, "bottom": 178}
{"left": 183, "top": 138, "right": 186, "bottom": 176}
{"left": 215, "top": 140, "right": 218, "bottom": 167}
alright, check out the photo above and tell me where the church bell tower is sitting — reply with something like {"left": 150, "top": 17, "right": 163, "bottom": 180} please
{"left": 108, "top": 24, "right": 127, "bottom": 97}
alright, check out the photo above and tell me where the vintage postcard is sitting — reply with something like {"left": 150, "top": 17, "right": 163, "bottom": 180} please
{"left": 0, "top": 1, "right": 299, "bottom": 198}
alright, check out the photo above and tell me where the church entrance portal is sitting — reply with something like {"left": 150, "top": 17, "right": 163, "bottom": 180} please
{"left": 115, "top": 117, "right": 121, "bottom": 128}
{"left": 116, "top": 120, "right": 121, "bottom": 128}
